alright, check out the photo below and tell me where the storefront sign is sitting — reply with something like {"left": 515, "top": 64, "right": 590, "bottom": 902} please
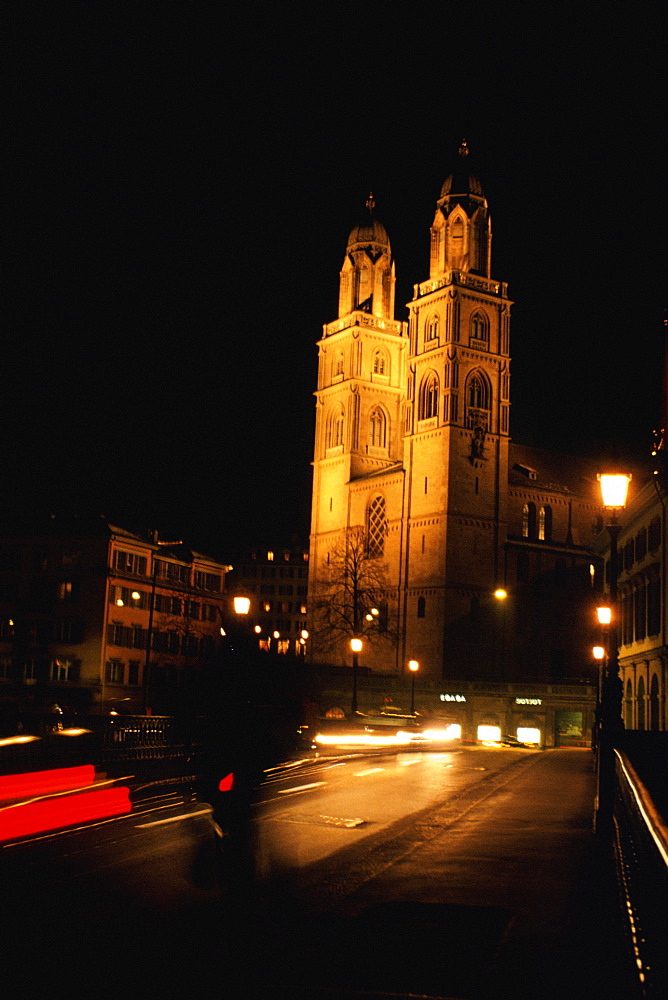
{"left": 515, "top": 697, "right": 542, "bottom": 706}
{"left": 440, "top": 694, "right": 466, "bottom": 703}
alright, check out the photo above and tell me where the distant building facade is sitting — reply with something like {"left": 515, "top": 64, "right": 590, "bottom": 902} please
{"left": 605, "top": 470, "right": 666, "bottom": 730}
{"left": 0, "top": 516, "right": 231, "bottom": 716}
{"left": 226, "top": 542, "right": 310, "bottom": 656}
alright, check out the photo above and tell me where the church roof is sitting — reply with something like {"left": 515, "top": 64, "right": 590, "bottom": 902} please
{"left": 508, "top": 443, "right": 601, "bottom": 499}
{"left": 347, "top": 194, "right": 390, "bottom": 249}
{"left": 440, "top": 141, "right": 485, "bottom": 200}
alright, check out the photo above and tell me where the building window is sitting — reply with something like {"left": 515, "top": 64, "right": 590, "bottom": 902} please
{"left": 538, "top": 506, "right": 552, "bottom": 542}
{"left": 426, "top": 314, "right": 439, "bottom": 342}
{"left": 128, "top": 661, "right": 141, "bottom": 685}
{"left": 106, "top": 660, "right": 124, "bottom": 684}
{"left": 114, "top": 551, "right": 147, "bottom": 576}
{"left": 418, "top": 372, "right": 439, "bottom": 420}
{"left": 369, "top": 407, "right": 387, "bottom": 448}
{"left": 417, "top": 596, "right": 426, "bottom": 618}
{"left": 373, "top": 351, "right": 387, "bottom": 375}
{"left": 367, "top": 495, "right": 387, "bottom": 558}
{"left": 51, "top": 658, "right": 77, "bottom": 682}
{"left": 465, "top": 371, "right": 490, "bottom": 430}
{"left": 470, "top": 311, "right": 489, "bottom": 346}
{"left": 522, "top": 503, "right": 537, "bottom": 539}
{"left": 335, "top": 352, "right": 344, "bottom": 377}
{"left": 57, "top": 581, "right": 74, "bottom": 601}
{"left": 327, "top": 407, "right": 345, "bottom": 449}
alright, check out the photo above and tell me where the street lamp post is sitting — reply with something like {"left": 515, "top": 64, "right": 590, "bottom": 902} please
{"left": 350, "top": 637, "right": 363, "bottom": 714}
{"left": 595, "top": 472, "right": 631, "bottom": 832}
{"left": 408, "top": 659, "right": 419, "bottom": 715}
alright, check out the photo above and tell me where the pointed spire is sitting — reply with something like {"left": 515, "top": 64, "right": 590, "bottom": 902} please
{"left": 459, "top": 139, "right": 470, "bottom": 158}
{"left": 366, "top": 192, "right": 376, "bottom": 213}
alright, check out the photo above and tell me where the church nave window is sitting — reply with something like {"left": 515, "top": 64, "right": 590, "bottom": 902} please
{"left": 334, "top": 352, "right": 345, "bottom": 378}
{"left": 522, "top": 503, "right": 537, "bottom": 539}
{"left": 538, "top": 506, "right": 552, "bottom": 542}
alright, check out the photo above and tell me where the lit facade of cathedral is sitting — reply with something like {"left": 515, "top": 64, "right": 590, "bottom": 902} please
{"left": 308, "top": 145, "right": 603, "bottom": 685}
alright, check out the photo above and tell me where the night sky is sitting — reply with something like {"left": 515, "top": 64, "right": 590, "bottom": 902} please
{"left": 6, "top": 4, "right": 665, "bottom": 560}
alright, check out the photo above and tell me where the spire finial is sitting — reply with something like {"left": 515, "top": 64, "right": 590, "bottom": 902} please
{"left": 366, "top": 192, "right": 375, "bottom": 213}
{"left": 459, "top": 140, "right": 469, "bottom": 157}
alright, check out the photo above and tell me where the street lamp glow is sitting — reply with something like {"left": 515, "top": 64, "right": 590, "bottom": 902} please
{"left": 254, "top": 625, "right": 262, "bottom": 633}
{"left": 350, "top": 637, "right": 363, "bottom": 653}
{"left": 233, "top": 596, "right": 251, "bottom": 615}
{"left": 408, "top": 659, "right": 419, "bottom": 672}
{"left": 592, "top": 646, "right": 606, "bottom": 660}
{"left": 300, "top": 629, "right": 309, "bottom": 639}
{"left": 598, "top": 473, "right": 631, "bottom": 509}
{"left": 494, "top": 588, "right": 508, "bottom": 600}
{"left": 596, "top": 606, "right": 612, "bottom": 625}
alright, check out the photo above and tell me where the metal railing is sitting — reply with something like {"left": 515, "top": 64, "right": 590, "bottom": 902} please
{"left": 613, "top": 741, "right": 668, "bottom": 997}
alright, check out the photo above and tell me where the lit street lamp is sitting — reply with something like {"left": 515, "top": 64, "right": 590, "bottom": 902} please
{"left": 408, "top": 659, "right": 419, "bottom": 715}
{"left": 595, "top": 471, "right": 631, "bottom": 832}
{"left": 350, "top": 637, "right": 363, "bottom": 714}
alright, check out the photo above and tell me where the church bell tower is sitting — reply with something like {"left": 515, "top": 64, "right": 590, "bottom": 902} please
{"left": 401, "top": 143, "right": 512, "bottom": 675}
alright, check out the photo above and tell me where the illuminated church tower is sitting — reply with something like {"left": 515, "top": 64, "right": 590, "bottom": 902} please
{"left": 308, "top": 148, "right": 512, "bottom": 678}
{"left": 401, "top": 142, "right": 512, "bottom": 673}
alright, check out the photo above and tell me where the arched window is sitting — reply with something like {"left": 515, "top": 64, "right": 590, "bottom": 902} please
{"left": 366, "top": 495, "right": 387, "bottom": 558}
{"left": 335, "top": 352, "right": 344, "bottom": 377}
{"left": 465, "top": 371, "right": 490, "bottom": 430}
{"left": 650, "top": 674, "right": 660, "bottom": 731}
{"left": 327, "top": 406, "right": 345, "bottom": 449}
{"left": 369, "top": 407, "right": 387, "bottom": 449}
{"left": 637, "top": 676, "right": 645, "bottom": 731}
{"left": 417, "top": 596, "right": 426, "bottom": 618}
{"left": 372, "top": 350, "right": 387, "bottom": 375}
{"left": 470, "top": 311, "right": 489, "bottom": 346}
{"left": 522, "top": 502, "right": 537, "bottom": 539}
{"left": 538, "top": 506, "right": 552, "bottom": 542}
{"left": 624, "top": 680, "right": 633, "bottom": 729}
{"left": 452, "top": 217, "right": 463, "bottom": 240}
{"left": 418, "top": 372, "right": 439, "bottom": 420}
{"left": 426, "top": 313, "right": 439, "bottom": 342}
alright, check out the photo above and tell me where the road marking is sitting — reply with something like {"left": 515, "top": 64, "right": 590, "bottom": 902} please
{"left": 354, "top": 768, "right": 384, "bottom": 777}
{"left": 399, "top": 758, "right": 422, "bottom": 766}
{"left": 277, "top": 782, "right": 326, "bottom": 794}
{"left": 136, "top": 808, "right": 213, "bottom": 828}
{"left": 275, "top": 813, "right": 366, "bottom": 829}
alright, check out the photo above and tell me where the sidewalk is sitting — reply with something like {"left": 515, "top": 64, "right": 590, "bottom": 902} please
{"left": 250, "top": 749, "right": 641, "bottom": 999}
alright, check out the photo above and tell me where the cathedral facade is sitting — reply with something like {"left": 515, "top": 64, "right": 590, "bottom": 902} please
{"left": 308, "top": 145, "right": 602, "bottom": 684}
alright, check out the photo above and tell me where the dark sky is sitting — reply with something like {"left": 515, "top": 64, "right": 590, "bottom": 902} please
{"left": 6, "top": 3, "right": 666, "bottom": 560}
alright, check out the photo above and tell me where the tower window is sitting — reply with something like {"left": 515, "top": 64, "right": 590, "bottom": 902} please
{"left": 418, "top": 372, "right": 439, "bottom": 420}
{"left": 327, "top": 406, "right": 345, "bottom": 448}
{"left": 335, "top": 352, "right": 344, "bottom": 377}
{"left": 369, "top": 406, "right": 387, "bottom": 448}
{"left": 470, "top": 311, "right": 489, "bottom": 346}
{"left": 426, "top": 314, "right": 439, "bottom": 342}
{"left": 417, "top": 596, "right": 426, "bottom": 618}
{"left": 465, "top": 371, "right": 490, "bottom": 430}
{"left": 372, "top": 351, "right": 387, "bottom": 375}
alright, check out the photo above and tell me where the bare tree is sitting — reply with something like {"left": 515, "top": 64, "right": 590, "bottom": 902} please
{"left": 310, "top": 526, "right": 396, "bottom": 655}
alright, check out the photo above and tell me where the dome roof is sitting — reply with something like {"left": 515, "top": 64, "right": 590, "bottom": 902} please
{"left": 440, "top": 141, "right": 485, "bottom": 200}
{"left": 347, "top": 194, "right": 390, "bottom": 249}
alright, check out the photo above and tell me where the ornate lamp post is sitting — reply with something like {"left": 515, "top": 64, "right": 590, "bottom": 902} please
{"left": 408, "top": 659, "right": 419, "bottom": 715}
{"left": 350, "top": 637, "right": 363, "bottom": 714}
{"left": 595, "top": 472, "right": 631, "bottom": 832}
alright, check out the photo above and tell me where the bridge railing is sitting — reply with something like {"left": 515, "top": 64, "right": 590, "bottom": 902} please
{"left": 613, "top": 735, "right": 668, "bottom": 996}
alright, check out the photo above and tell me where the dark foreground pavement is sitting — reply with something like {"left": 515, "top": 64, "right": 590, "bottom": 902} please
{"left": 239, "top": 748, "right": 641, "bottom": 1000}
{"left": 2, "top": 749, "right": 641, "bottom": 1000}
